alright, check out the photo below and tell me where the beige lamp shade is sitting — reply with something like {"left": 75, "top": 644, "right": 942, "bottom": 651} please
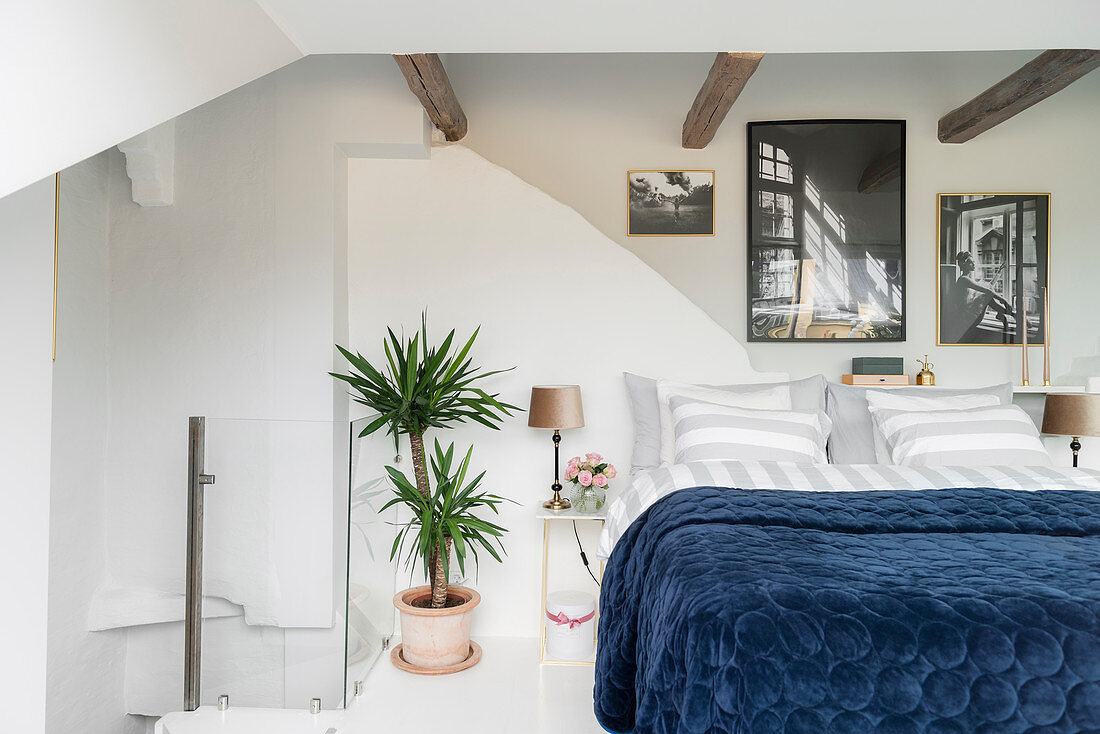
{"left": 528, "top": 385, "right": 584, "bottom": 429}
{"left": 1042, "top": 393, "right": 1100, "bottom": 437}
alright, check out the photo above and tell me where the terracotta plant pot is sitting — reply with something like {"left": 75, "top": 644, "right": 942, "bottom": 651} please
{"left": 393, "top": 585, "right": 481, "bottom": 674}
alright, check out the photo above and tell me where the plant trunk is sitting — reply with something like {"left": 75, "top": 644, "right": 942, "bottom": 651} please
{"left": 429, "top": 537, "right": 452, "bottom": 608}
{"left": 409, "top": 431, "right": 450, "bottom": 609}
{"left": 408, "top": 431, "right": 431, "bottom": 501}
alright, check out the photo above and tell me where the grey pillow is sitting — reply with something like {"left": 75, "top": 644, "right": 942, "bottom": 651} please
{"left": 624, "top": 372, "right": 827, "bottom": 473}
{"left": 826, "top": 382, "right": 1015, "bottom": 464}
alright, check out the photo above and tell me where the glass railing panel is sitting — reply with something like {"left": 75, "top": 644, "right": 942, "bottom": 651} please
{"left": 196, "top": 417, "right": 347, "bottom": 711}
{"left": 344, "top": 416, "right": 400, "bottom": 699}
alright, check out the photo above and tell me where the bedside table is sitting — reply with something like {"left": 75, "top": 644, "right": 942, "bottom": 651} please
{"left": 536, "top": 504, "right": 606, "bottom": 665}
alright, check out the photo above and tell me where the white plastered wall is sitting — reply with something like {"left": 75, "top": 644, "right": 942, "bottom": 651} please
{"left": 47, "top": 153, "right": 129, "bottom": 733}
{"left": 102, "top": 54, "right": 424, "bottom": 604}
{"left": 100, "top": 54, "right": 428, "bottom": 713}
{"left": 100, "top": 46, "right": 778, "bottom": 656}
{"left": 39, "top": 52, "right": 1100, "bottom": 715}
{"left": 0, "top": 0, "right": 302, "bottom": 201}
{"left": 0, "top": 175, "right": 56, "bottom": 733}
{"left": 447, "top": 51, "right": 1100, "bottom": 388}
{"left": 347, "top": 146, "right": 772, "bottom": 637}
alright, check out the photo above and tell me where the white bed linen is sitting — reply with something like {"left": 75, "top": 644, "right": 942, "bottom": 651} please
{"left": 597, "top": 460, "right": 1100, "bottom": 559}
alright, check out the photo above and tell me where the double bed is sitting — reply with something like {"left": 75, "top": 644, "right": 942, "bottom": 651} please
{"left": 594, "top": 374, "right": 1100, "bottom": 734}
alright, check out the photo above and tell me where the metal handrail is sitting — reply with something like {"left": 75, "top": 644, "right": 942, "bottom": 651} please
{"left": 184, "top": 417, "right": 216, "bottom": 711}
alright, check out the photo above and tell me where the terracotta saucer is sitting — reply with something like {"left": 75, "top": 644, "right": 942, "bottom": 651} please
{"left": 390, "top": 641, "right": 483, "bottom": 675}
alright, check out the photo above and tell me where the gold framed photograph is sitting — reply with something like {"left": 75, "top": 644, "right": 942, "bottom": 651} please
{"left": 627, "top": 170, "right": 714, "bottom": 236}
{"left": 937, "top": 193, "right": 1050, "bottom": 346}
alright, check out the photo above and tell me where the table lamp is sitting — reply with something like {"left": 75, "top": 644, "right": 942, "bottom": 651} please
{"left": 1041, "top": 393, "right": 1100, "bottom": 468}
{"left": 528, "top": 385, "right": 584, "bottom": 510}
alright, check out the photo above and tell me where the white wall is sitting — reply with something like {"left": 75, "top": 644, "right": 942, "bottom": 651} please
{"left": 46, "top": 154, "right": 128, "bottom": 733}
{"left": 3, "top": 0, "right": 1093, "bottom": 198}
{"left": 99, "top": 54, "right": 427, "bottom": 711}
{"left": 0, "top": 176, "right": 57, "bottom": 733}
{"left": 98, "top": 51, "right": 1100, "bottom": 651}
{"left": 449, "top": 51, "right": 1100, "bottom": 387}
{"left": 347, "top": 146, "right": 770, "bottom": 637}
{"left": 0, "top": 0, "right": 301, "bottom": 200}
{"left": 102, "top": 54, "right": 424, "bottom": 600}
{"left": 5, "top": 46, "right": 1094, "bottom": 727}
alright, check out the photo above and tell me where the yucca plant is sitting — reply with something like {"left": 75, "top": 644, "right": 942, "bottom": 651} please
{"left": 331, "top": 315, "right": 518, "bottom": 608}
{"left": 383, "top": 440, "right": 511, "bottom": 595}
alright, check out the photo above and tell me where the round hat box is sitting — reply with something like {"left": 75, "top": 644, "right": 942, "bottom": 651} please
{"left": 545, "top": 590, "right": 596, "bottom": 660}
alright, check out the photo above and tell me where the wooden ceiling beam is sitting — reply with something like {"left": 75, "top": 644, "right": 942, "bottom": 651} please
{"left": 938, "top": 49, "right": 1100, "bottom": 144}
{"left": 682, "top": 52, "right": 764, "bottom": 149}
{"left": 857, "top": 147, "right": 902, "bottom": 194}
{"left": 393, "top": 53, "right": 468, "bottom": 142}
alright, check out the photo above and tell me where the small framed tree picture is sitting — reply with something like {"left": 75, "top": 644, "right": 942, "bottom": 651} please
{"left": 937, "top": 193, "right": 1050, "bottom": 345}
{"left": 628, "top": 170, "right": 714, "bottom": 236}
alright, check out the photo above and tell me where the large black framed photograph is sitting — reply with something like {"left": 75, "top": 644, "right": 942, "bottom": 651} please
{"left": 628, "top": 170, "right": 714, "bottom": 236}
{"left": 747, "top": 120, "right": 905, "bottom": 341}
{"left": 937, "top": 193, "right": 1050, "bottom": 345}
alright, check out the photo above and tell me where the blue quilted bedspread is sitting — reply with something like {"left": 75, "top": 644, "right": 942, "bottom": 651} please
{"left": 594, "top": 487, "right": 1100, "bottom": 733}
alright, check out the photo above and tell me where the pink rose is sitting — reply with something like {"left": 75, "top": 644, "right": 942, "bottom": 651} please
{"left": 585, "top": 452, "right": 602, "bottom": 464}
{"left": 564, "top": 465, "right": 578, "bottom": 481}
{"left": 593, "top": 473, "right": 608, "bottom": 488}
{"left": 604, "top": 464, "right": 617, "bottom": 479}
{"left": 567, "top": 456, "right": 581, "bottom": 468}
{"left": 577, "top": 470, "right": 593, "bottom": 487}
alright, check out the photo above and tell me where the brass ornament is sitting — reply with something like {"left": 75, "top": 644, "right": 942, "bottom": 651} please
{"left": 916, "top": 355, "right": 936, "bottom": 386}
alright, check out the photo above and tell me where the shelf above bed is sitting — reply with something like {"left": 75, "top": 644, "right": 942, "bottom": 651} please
{"left": 1012, "top": 385, "right": 1087, "bottom": 394}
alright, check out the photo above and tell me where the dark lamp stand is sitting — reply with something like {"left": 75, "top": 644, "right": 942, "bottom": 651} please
{"left": 527, "top": 384, "right": 584, "bottom": 510}
{"left": 543, "top": 430, "right": 570, "bottom": 510}
{"left": 1040, "top": 394, "right": 1100, "bottom": 470}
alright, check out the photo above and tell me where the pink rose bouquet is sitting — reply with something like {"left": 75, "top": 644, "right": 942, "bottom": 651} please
{"left": 564, "top": 452, "right": 616, "bottom": 491}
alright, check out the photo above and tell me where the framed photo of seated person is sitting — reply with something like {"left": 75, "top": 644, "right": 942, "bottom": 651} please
{"left": 937, "top": 193, "right": 1050, "bottom": 346}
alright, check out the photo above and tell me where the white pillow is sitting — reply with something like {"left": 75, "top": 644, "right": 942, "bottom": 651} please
{"left": 669, "top": 397, "right": 831, "bottom": 465}
{"left": 865, "top": 391, "right": 1001, "bottom": 464}
{"left": 870, "top": 404, "right": 1052, "bottom": 467}
{"left": 657, "top": 379, "right": 791, "bottom": 465}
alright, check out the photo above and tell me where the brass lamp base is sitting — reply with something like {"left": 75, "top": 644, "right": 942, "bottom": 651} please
{"left": 543, "top": 490, "right": 571, "bottom": 510}
{"left": 542, "top": 432, "right": 571, "bottom": 510}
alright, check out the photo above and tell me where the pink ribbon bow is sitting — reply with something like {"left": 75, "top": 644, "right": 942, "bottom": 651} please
{"left": 546, "top": 609, "right": 595, "bottom": 629}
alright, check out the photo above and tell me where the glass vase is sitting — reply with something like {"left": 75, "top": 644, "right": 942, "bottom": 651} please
{"left": 570, "top": 484, "right": 606, "bottom": 514}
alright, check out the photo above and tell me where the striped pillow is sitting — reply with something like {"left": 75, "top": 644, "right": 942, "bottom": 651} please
{"left": 865, "top": 391, "right": 1002, "bottom": 463}
{"left": 668, "top": 397, "right": 831, "bottom": 465}
{"left": 870, "top": 404, "right": 1052, "bottom": 467}
{"left": 656, "top": 379, "right": 791, "bottom": 466}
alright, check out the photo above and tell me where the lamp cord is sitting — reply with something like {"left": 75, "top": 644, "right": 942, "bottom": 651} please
{"left": 573, "top": 521, "right": 600, "bottom": 588}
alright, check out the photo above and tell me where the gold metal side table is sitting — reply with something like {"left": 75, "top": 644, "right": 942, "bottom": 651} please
{"left": 535, "top": 504, "right": 607, "bottom": 665}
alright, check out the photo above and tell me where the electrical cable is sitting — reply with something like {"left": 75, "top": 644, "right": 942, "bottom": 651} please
{"left": 573, "top": 520, "right": 600, "bottom": 587}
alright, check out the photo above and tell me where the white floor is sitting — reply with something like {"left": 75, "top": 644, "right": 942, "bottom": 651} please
{"left": 344, "top": 636, "right": 606, "bottom": 733}
{"left": 156, "top": 637, "right": 607, "bottom": 734}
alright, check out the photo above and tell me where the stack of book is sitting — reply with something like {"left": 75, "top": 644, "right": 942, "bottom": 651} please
{"left": 842, "top": 357, "right": 909, "bottom": 386}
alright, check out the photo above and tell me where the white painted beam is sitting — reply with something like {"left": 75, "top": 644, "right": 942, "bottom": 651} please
{"left": 117, "top": 121, "right": 175, "bottom": 207}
